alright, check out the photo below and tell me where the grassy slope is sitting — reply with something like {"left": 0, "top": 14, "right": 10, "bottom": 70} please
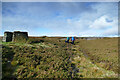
{"left": 71, "top": 38, "right": 118, "bottom": 78}
{"left": 2, "top": 37, "right": 118, "bottom": 78}
{"left": 2, "top": 38, "right": 78, "bottom": 78}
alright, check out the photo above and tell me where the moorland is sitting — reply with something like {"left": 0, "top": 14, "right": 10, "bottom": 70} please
{"left": 1, "top": 37, "right": 118, "bottom": 79}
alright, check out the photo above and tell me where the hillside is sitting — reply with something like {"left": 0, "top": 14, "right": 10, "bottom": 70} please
{"left": 2, "top": 37, "right": 118, "bottom": 79}
{"left": 72, "top": 37, "right": 118, "bottom": 78}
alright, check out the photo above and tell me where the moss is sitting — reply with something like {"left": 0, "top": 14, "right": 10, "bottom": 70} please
{"left": 11, "top": 61, "right": 18, "bottom": 66}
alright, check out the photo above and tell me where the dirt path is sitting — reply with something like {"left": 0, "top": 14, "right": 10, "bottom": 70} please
{"left": 65, "top": 43, "right": 79, "bottom": 78}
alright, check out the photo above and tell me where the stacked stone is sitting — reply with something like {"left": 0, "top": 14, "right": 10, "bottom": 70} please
{"left": 12, "top": 31, "right": 28, "bottom": 42}
{"left": 3, "top": 32, "right": 13, "bottom": 42}
{"left": 3, "top": 31, "right": 28, "bottom": 42}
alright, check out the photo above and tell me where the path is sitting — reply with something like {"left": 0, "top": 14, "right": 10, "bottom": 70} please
{"left": 71, "top": 44, "right": 118, "bottom": 78}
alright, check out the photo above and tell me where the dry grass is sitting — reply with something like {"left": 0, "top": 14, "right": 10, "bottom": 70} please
{"left": 2, "top": 37, "right": 77, "bottom": 79}
{"left": 74, "top": 38, "right": 118, "bottom": 73}
{"left": 2, "top": 37, "right": 118, "bottom": 78}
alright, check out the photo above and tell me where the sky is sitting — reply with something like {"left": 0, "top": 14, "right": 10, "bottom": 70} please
{"left": 1, "top": 2, "right": 118, "bottom": 37}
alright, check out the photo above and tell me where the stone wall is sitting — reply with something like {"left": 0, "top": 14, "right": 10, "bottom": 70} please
{"left": 12, "top": 31, "right": 28, "bottom": 42}
{"left": 3, "top": 32, "right": 13, "bottom": 42}
{"left": 3, "top": 31, "right": 28, "bottom": 42}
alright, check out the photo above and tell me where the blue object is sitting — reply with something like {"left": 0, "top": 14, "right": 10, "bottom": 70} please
{"left": 67, "top": 37, "right": 70, "bottom": 40}
{"left": 65, "top": 37, "right": 70, "bottom": 43}
{"left": 71, "top": 37, "right": 75, "bottom": 41}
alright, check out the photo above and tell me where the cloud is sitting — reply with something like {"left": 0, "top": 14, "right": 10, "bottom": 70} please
{"left": 2, "top": 2, "right": 94, "bottom": 34}
{"left": 2, "top": 0, "right": 119, "bottom": 2}
{"left": 103, "top": 27, "right": 118, "bottom": 35}
{"left": 2, "top": 2, "right": 118, "bottom": 37}
{"left": 89, "top": 15, "right": 115, "bottom": 29}
{"left": 78, "top": 2, "right": 118, "bottom": 37}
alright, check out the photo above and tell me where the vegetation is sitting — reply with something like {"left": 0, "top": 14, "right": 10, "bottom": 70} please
{"left": 72, "top": 38, "right": 118, "bottom": 78}
{"left": 2, "top": 37, "right": 78, "bottom": 79}
{"left": 1, "top": 37, "right": 118, "bottom": 79}
{"left": 0, "top": 39, "right": 2, "bottom": 79}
